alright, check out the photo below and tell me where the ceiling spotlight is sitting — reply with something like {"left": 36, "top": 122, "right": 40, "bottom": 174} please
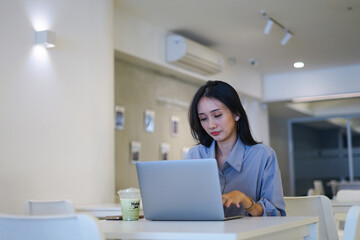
{"left": 281, "top": 30, "right": 292, "bottom": 45}
{"left": 293, "top": 62, "right": 304, "bottom": 68}
{"left": 248, "top": 58, "right": 259, "bottom": 67}
{"left": 228, "top": 57, "right": 236, "bottom": 65}
{"left": 261, "top": 11, "right": 293, "bottom": 45}
{"left": 264, "top": 19, "right": 274, "bottom": 34}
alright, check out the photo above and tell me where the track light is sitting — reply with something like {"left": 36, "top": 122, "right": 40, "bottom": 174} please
{"left": 281, "top": 30, "right": 293, "bottom": 45}
{"left": 261, "top": 10, "right": 293, "bottom": 45}
{"left": 264, "top": 19, "right": 274, "bottom": 34}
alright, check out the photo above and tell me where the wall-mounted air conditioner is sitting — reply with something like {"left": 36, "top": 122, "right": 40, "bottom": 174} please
{"left": 166, "top": 34, "right": 223, "bottom": 75}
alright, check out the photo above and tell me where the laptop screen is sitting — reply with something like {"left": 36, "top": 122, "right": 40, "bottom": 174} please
{"left": 136, "top": 159, "right": 227, "bottom": 221}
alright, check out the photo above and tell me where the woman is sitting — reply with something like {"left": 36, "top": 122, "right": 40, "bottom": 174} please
{"left": 187, "top": 80, "right": 286, "bottom": 216}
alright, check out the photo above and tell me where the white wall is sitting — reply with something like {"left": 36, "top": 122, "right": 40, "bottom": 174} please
{"left": 242, "top": 99, "right": 270, "bottom": 144}
{"left": 263, "top": 64, "right": 360, "bottom": 102}
{"left": 0, "top": 0, "right": 114, "bottom": 214}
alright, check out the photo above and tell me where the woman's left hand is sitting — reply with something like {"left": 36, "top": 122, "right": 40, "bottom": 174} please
{"left": 222, "top": 190, "right": 245, "bottom": 208}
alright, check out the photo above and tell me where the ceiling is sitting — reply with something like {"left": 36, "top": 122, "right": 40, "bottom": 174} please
{"left": 115, "top": 0, "right": 360, "bottom": 127}
{"left": 115, "top": 0, "right": 360, "bottom": 76}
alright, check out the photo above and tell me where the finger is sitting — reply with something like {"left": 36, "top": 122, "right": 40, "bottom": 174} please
{"left": 222, "top": 196, "right": 229, "bottom": 205}
{"left": 225, "top": 199, "right": 233, "bottom": 208}
{"left": 226, "top": 199, "right": 240, "bottom": 208}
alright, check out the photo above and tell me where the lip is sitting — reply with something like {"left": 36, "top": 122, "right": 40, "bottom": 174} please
{"left": 210, "top": 131, "right": 221, "bottom": 136}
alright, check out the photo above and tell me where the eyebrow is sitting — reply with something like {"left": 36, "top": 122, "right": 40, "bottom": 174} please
{"left": 198, "top": 108, "right": 221, "bottom": 115}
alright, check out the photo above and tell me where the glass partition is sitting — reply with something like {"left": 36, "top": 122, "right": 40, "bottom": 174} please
{"left": 289, "top": 114, "right": 360, "bottom": 197}
{"left": 350, "top": 117, "right": 360, "bottom": 179}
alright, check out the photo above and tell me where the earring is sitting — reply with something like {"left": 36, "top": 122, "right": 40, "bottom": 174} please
{"left": 235, "top": 116, "right": 240, "bottom": 121}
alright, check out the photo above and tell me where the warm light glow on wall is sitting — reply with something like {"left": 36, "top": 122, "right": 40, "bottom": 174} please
{"left": 28, "top": 45, "right": 55, "bottom": 80}
{"left": 33, "top": 17, "right": 50, "bottom": 32}
{"left": 32, "top": 45, "right": 49, "bottom": 63}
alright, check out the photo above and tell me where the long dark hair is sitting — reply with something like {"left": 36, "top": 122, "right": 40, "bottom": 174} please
{"left": 188, "top": 80, "right": 260, "bottom": 147}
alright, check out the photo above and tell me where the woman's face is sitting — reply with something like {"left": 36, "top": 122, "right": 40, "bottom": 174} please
{"left": 197, "top": 97, "right": 238, "bottom": 145}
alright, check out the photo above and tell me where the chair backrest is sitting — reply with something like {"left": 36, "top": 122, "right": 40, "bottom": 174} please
{"left": 307, "top": 188, "right": 321, "bottom": 196}
{"left": 0, "top": 214, "right": 104, "bottom": 240}
{"left": 343, "top": 206, "right": 360, "bottom": 240}
{"left": 336, "top": 190, "right": 360, "bottom": 202}
{"left": 25, "top": 200, "right": 75, "bottom": 215}
{"left": 284, "top": 195, "right": 338, "bottom": 240}
{"left": 314, "top": 180, "right": 325, "bottom": 195}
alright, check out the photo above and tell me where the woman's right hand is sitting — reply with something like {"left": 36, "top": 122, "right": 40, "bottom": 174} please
{"left": 222, "top": 190, "right": 245, "bottom": 208}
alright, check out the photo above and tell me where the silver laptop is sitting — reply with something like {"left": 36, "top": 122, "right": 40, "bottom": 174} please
{"left": 136, "top": 158, "right": 244, "bottom": 221}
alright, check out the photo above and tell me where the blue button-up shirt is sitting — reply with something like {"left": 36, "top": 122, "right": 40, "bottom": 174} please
{"left": 187, "top": 138, "right": 286, "bottom": 216}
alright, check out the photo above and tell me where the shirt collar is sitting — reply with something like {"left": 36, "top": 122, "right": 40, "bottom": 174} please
{"left": 226, "top": 138, "right": 245, "bottom": 172}
{"left": 210, "top": 138, "right": 246, "bottom": 173}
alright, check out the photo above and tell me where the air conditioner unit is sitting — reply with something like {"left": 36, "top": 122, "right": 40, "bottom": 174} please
{"left": 166, "top": 34, "right": 223, "bottom": 75}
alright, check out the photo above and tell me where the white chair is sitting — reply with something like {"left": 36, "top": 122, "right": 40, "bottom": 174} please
{"left": 314, "top": 180, "right": 325, "bottom": 195}
{"left": 25, "top": 199, "right": 75, "bottom": 215}
{"left": 307, "top": 188, "right": 321, "bottom": 196}
{"left": 342, "top": 206, "right": 360, "bottom": 240}
{"left": 284, "top": 195, "right": 339, "bottom": 240}
{"left": 336, "top": 190, "right": 360, "bottom": 201}
{"left": 335, "top": 190, "right": 360, "bottom": 239}
{"left": 0, "top": 214, "right": 104, "bottom": 240}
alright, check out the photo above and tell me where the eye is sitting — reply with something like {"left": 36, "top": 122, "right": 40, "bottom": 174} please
{"left": 214, "top": 114, "right": 222, "bottom": 118}
{"left": 199, "top": 117, "right": 207, "bottom": 121}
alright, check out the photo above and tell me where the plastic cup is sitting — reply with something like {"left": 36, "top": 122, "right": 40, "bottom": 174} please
{"left": 118, "top": 188, "right": 141, "bottom": 221}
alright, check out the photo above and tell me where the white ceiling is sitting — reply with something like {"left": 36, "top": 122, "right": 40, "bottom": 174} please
{"left": 115, "top": 0, "right": 360, "bottom": 76}
{"left": 115, "top": 0, "right": 360, "bottom": 126}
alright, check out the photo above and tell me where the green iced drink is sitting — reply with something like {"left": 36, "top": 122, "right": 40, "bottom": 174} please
{"left": 120, "top": 198, "right": 140, "bottom": 221}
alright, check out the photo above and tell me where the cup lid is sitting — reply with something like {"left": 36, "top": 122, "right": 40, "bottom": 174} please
{"left": 117, "top": 187, "right": 140, "bottom": 194}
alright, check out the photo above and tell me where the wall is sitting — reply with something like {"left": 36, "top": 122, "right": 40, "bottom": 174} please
{"left": 0, "top": 0, "right": 114, "bottom": 214}
{"left": 114, "top": 59, "right": 200, "bottom": 190}
{"left": 263, "top": 64, "right": 360, "bottom": 102}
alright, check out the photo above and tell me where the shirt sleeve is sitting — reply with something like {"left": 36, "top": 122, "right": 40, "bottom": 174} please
{"left": 257, "top": 149, "right": 286, "bottom": 216}
{"left": 186, "top": 145, "right": 205, "bottom": 159}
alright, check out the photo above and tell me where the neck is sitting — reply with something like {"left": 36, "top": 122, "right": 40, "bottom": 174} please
{"left": 216, "top": 139, "right": 236, "bottom": 157}
{"left": 215, "top": 135, "right": 238, "bottom": 169}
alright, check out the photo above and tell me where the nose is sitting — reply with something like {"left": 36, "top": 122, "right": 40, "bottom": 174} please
{"left": 208, "top": 118, "right": 217, "bottom": 129}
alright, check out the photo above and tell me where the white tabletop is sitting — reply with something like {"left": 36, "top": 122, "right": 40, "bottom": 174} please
{"left": 100, "top": 216, "right": 318, "bottom": 240}
{"left": 76, "top": 203, "right": 144, "bottom": 218}
{"left": 331, "top": 200, "right": 360, "bottom": 215}
{"left": 76, "top": 203, "right": 122, "bottom": 218}
{"left": 331, "top": 200, "right": 360, "bottom": 222}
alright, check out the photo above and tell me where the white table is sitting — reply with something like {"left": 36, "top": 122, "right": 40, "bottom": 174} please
{"left": 76, "top": 203, "right": 144, "bottom": 219}
{"left": 100, "top": 216, "right": 319, "bottom": 240}
{"left": 76, "top": 203, "right": 123, "bottom": 218}
{"left": 331, "top": 200, "right": 360, "bottom": 222}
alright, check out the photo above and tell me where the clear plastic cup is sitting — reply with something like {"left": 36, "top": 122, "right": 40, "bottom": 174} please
{"left": 118, "top": 188, "right": 141, "bottom": 221}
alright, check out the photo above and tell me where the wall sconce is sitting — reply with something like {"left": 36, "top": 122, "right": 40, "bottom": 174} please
{"left": 35, "top": 30, "right": 56, "bottom": 48}
{"left": 261, "top": 11, "right": 293, "bottom": 45}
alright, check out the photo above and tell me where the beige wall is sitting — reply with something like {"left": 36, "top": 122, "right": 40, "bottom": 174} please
{"left": 114, "top": 59, "right": 199, "bottom": 191}
{"left": 0, "top": 0, "right": 114, "bottom": 214}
